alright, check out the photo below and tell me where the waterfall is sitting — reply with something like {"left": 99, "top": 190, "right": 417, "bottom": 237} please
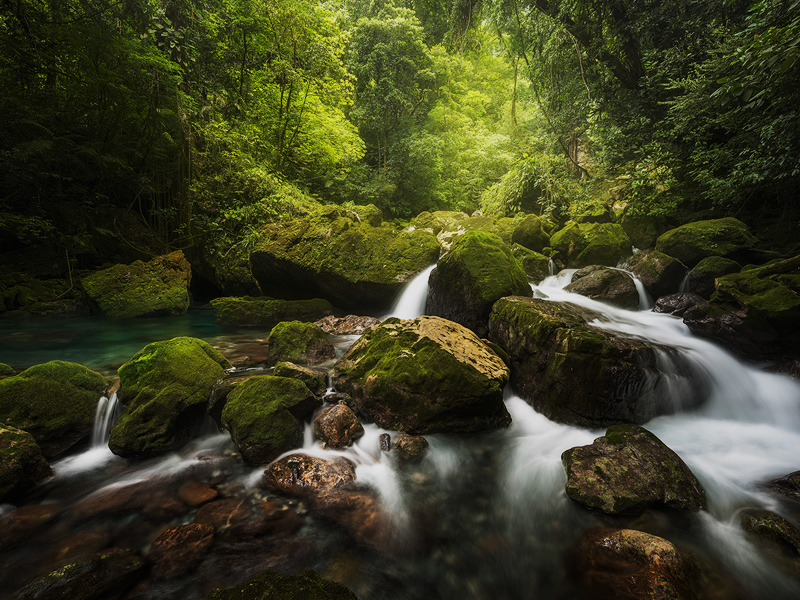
{"left": 91, "top": 392, "right": 121, "bottom": 447}
{"left": 384, "top": 264, "right": 436, "bottom": 320}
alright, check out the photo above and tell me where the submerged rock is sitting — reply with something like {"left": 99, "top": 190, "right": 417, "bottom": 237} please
{"left": 314, "top": 404, "right": 364, "bottom": 449}
{"left": 12, "top": 547, "right": 149, "bottom": 600}
{"left": 0, "top": 425, "right": 52, "bottom": 502}
{"left": 623, "top": 249, "right": 687, "bottom": 298}
{"left": 147, "top": 523, "right": 215, "bottom": 579}
{"left": 426, "top": 231, "right": 531, "bottom": 337}
{"left": 571, "top": 527, "right": 740, "bottom": 600}
{"left": 550, "top": 222, "right": 632, "bottom": 268}
{"left": 108, "top": 337, "right": 231, "bottom": 459}
{"left": 563, "top": 265, "right": 639, "bottom": 309}
{"left": 0, "top": 361, "right": 107, "bottom": 458}
{"left": 332, "top": 316, "right": 511, "bottom": 434}
{"left": 562, "top": 424, "right": 707, "bottom": 515}
{"left": 655, "top": 218, "right": 758, "bottom": 267}
{"left": 210, "top": 296, "right": 334, "bottom": 328}
{"left": 204, "top": 567, "right": 358, "bottom": 600}
{"left": 249, "top": 210, "right": 439, "bottom": 310}
{"left": 82, "top": 250, "right": 192, "bottom": 318}
{"left": 268, "top": 321, "right": 336, "bottom": 366}
{"left": 489, "top": 297, "right": 707, "bottom": 427}
{"left": 222, "top": 375, "right": 320, "bottom": 464}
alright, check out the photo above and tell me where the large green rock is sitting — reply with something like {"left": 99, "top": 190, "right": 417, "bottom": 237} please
{"left": 249, "top": 209, "right": 439, "bottom": 310}
{"left": 221, "top": 375, "right": 321, "bottom": 465}
{"left": 619, "top": 210, "right": 671, "bottom": 249}
{"left": 0, "top": 361, "right": 106, "bottom": 458}
{"left": 685, "top": 256, "right": 741, "bottom": 299}
{"left": 204, "top": 567, "right": 357, "bottom": 600}
{"left": 562, "top": 424, "right": 707, "bottom": 515}
{"left": 489, "top": 297, "right": 706, "bottom": 427}
{"left": 268, "top": 321, "right": 336, "bottom": 366}
{"left": 436, "top": 214, "right": 516, "bottom": 252}
{"left": 510, "top": 244, "right": 552, "bottom": 283}
{"left": 108, "top": 337, "right": 231, "bottom": 459}
{"left": 511, "top": 214, "right": 552, "bottom": 252}
{"left": 332, "top": 316, "right": 511, "bottom": 434}
{"left": 623, "top": 249, "right": 688, "bottom": 298}
{"left": 550, "top": 222, "right": 632, "bottom": 268}
{"left": 0, "top": 425, "right": 52, "bottom": 502}
{"left": 410, "top": 210, "right": 469, "bottom": 235}
{"left": 82, "top": 250, "right": 192, "bottom": 318}
{"left": 210, "top": 296, "right": 334, "bottom": 328}
{"left": 426, "top": 231, "right": 532, "bottom": 337}
{"left": 655, "top": 217, "right": 758, "bottom": 267}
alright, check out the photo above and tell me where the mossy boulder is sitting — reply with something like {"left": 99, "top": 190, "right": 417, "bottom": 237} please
{"left": 436, "top": 214, "right": 516, "bottom": 253}
{"left": 348, "top": 203, "right": 383, "bottom": 227}
{"left": 222, "top": 376, "right": 321, "bottom": 464}
{"left": 488, "top": 297, "right": 707, "bottom": 427}
{"left": 410, "top": 210, "right": 469, "bottom": 235}
{"left": 0, "top": 269, "right": 88, "bottom": 317}
{"left": 623, "top": 249, "right": 688, "bottom": 298}
{"left": 655, "top": 218, "right": 758, "bottom": 267}
{"left": 0, "top": 361, "right": 107, "bottom": 458}
{"left": 268, "top": 321, "right": 336, "bottom": 366}
{"left": 210, "top": 296, "right": 334, "bottom": 328}
{"left": 574, "top": 203, "right": 615, "bottom": 224}
{"left": 550, "top": 222, "right": 632, "bottom": 268}
{"left": 740, "top": 508, "right": 800, "bottom": 556}
{"left": 563, "top": 265, "right": 639, "bottom": 309}
{"left": 619, "top": 210, "right": 671, "bottom": 249}
{"left": 511, "top": 214, "right": 552, "bottom": 252}
{"left": 0, "top": 363, "right": 16, "bottom": 377}
{"left": 562, "top": 424, "right": 707, "bottom": 515}
{"left": 331, "top": 316, "right": 511, "bottom": 434}
{"left": 273, "top": 362, "right": 328, "bottom": 396}
{"left": 108, "top": 337, "right": 231, "bottom": 459}
{"left": 426, "top": 231, "right": 532, "bottom": 337}
{"left": 204, "top": 567, "right": 358, "bottom": 600}
{"left": 82, "top": 250, "right": 192, "bottom": 318}
{"left": 249, "top": 214, "right": 439, "bottom": 310}
{"left": 685, "top": 256, "right": 742, "bottom": 299}
{"left": 510, "top": 244, "right": 552, "bottom": 283}
{"left": 12, "top": 547, "right": 149, "bottom": 600}
{"left": 572, "top": 528, "right": 738, "bottom": 600}
{"left": 0, "top": 425, "right": 52, "bottom": 502}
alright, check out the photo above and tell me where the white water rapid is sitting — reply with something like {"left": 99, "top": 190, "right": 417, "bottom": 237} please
{"left": 384, "top": 264, "right": 436, "bottom": 319}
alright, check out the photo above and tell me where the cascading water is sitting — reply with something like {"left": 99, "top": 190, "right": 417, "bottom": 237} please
{"left": 91, "top": 392, "right": 121, "bottom": 447}
{"left": 384, "top": 264, "right": 436, "bottom": 319}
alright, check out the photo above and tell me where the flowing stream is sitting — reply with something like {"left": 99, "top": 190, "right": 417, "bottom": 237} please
{"left": 2, "top": 267, "right": 800, "bottom": 599}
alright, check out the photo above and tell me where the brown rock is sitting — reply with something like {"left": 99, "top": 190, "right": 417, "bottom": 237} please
{"left": 194, "top": 498, "right": 254, "bottom": 532}
{"left": 0, "top": 504, "right": 60, "bottom": 550}
{"left": 740, "top": 507, "right": 800, "bottom": 576}
{"left": 262, "top": 454, "right": 356, "bottom": 499}
{"left": 314, "top": 404, "right": 365, "bottom": 448}
{"left": 315, "top": 315, "right": 381, "bottom": 335}
{"left": 148, "top": 523, "right": 215, "bottom": 579}
{"left": 653, "top": 292, "right": 705, "bottom": 317}
{"left": 72, "top": 478, "right": 187, "bottom": 523}
{"left": 177, "top": 481, "right": 219, "bottom": 507}
{"left": 765, "top": 470, "right": 800, "bottom": 503}
{"left": 52, "top": 529, "right": 111, "bottom": 567}
{"left": 393, "top": 433, "right": 429, "bottom": 461}
{"left": 564, "top": 265, "right": 640, "bottom": 309}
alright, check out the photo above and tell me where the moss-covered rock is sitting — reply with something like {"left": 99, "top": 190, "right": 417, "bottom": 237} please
{"left": 563, "top": 265, "right": 639, "bottom": 309}
{"left": 0, "top": 361, "right": 106, "bottom": 458}
{"left": 436, "top": 215, "right": 516, "bottom": 253}
{"left": 511, "top": 214, "right": 551, "bottom": 252}
{"left": 331, "top": 316, "right": 511, "bottom": 434}
{"left": 740, "top": 508, "right": 800, "bottom": 556}
{"left": 82, "top": 250, "right": 192, "bottom": 318}
{"left": 426, "top": 231, "right": 531, "bottom": 337}
{"left": 685, "top": 256, "right": 742, "bottom": 299}
{"left": 510, "top": 244, "right": 552, "bottom": 283}
{"left": 249, "top": 214, "right": 439, "bottom": 310}
{"left": 488, "top": 297, "right": 706, "bottom": 427}
{"left": 0, "top": 363, "right": 15, "bottom": 377}
{"left": 653, "top": 292, "right": 705, "bottom": 317}
{"left": 410, "top": 210, "right": 469, "bottom": 235}
{"left": 574, "top": 203, "right": 615, "bottom": 224}
{"left": 273, "top": 362, "right": 328, "bottom": 396}
{"left": 655, "top": 218, "right": 758, "bottom": 267}
{"left": 12, "top": 547, "right": 149, "bottom": 600}
{"left": 348, "top": 203, "right": 383, "bottom": 227}
{"left": 550, "top": 222, "right": 632, "bottom": 268}
{"left": 0, "top": 425, "right": 52, "bottom": 502}
{"left": 108, "top": 337, "right": 231, "bottom": 459}
{"left": 221, "top": 375, "right": 321, "bottom": 464}
{"left": 623, "top": 249, "right": 688, "bottom": 298}
{"left": 0, "top": 269, "right": 88, "bottom": 317}
{"left": 209, "top": 296, "right": 334, "bottom": 328}
{"left": 204, "top": 567, "right": 358, "bottom": 600}
{"left": 268, "top": 321, "right": 336, "bottom": 366}
{"left": 619, "top": 210, "right": 671, "bottom": 249}
{"left": 562, "top": 424, "right": 707, "bottom": 514}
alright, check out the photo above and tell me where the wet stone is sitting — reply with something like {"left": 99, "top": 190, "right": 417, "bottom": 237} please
{"left": 177, "top": 481, "right": 219, "bottom": 507}
{"left": 379, "top": 433, "right": 391, "bottom": 452}
{"left": 314, "top": 404, "right": 364, "bottom": 449}
{"left": 315, "top": 315, "right": 381, "bottom": 335}
{"left": 148, "top": 523, "right": 215, "bottom": 579}
{"left": 393, "top": 433, "right": 429, "bottom": 461}
{"left": 0, "top": 504, "right": 61, "bottom": 550}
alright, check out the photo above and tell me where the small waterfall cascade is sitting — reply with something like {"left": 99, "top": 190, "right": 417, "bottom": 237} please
{"left": 384, "top": 263, "right": 436, "bottom": 320}
{"left": 91, "top": 392, "right": 121, "bottom": 447}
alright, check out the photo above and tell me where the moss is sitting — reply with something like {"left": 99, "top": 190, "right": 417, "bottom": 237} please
{"left": 82, "top": 250, "right": 191, "bottom": 318}
{"left": 273, "top": 362, "right": 327, "bottom": 396}
{"left": 108, "top": 337, "right": 231, "bottom": 459}
{"left": 550, "top": 222, "right": 631, "bottom": 267}
{"left": 0, "top": 425, "right": 52, "bottom": 501}
{"left": 410, "top": 210, "right": 469, "bottom": 234}
{"left": 222, "top": 375, "right": 319, "bottom": 464}
{"left": 349, "top": 203, "right": 383, "bottom": 227}
{"left": 0, "top": 363, "right": 14, "bottom": 377}
{"left": 714, "top": 272, "right": 800, "bottom": 328}
{"left": 0, "top": 361, "right": 107, "bottom": 458}
{"left": 510, "top": 244, "right": 551, "bottom": 283}
{"left": 204, "top": 567, "right": 357, "bottom": 600}
{"left": 210, "top": 296, "right": 334, "bottom": 327}
{"left": 268, "top": 321, "right": 335, "bottom": 365}
{"left": 655, "top": 218, "right": 758, "bottom": 266}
